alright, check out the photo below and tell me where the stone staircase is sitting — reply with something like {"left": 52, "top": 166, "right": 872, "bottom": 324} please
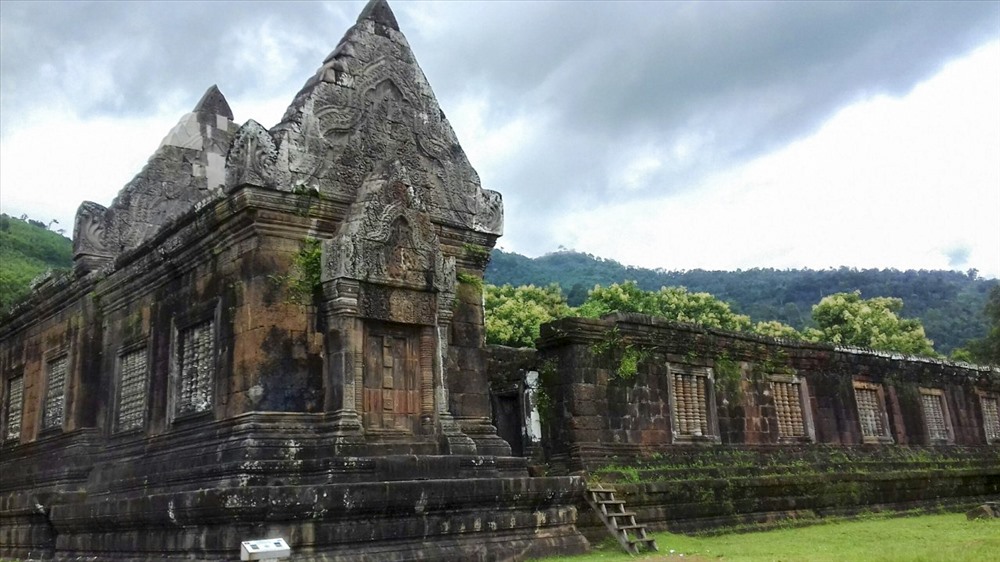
{"left": 585, "top": 483, "right": 658, "bottom": 555}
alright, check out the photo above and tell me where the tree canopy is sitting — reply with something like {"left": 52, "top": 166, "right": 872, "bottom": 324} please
{"left": 484, "top": 283, "right": 571, "bottom": 348}
{"left": 575, "top": 281, "right": 753, "bottom": 332}
{"left": 0, "top": 214, "right": 73, "bottom": 310}
{"left": 804, "top": 291, "right": 936, "bottom": 355}
{"left": 485, "top": 280, "right": 943, "bottom": 358}
{"left": 486, "top": 248, "right": 997, "bottom": 354}
{"left": 952, "top": 285, "right": 1000, "bottom": 365}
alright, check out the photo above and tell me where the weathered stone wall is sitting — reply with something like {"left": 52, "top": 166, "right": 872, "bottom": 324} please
{"left": 533, "top": 313, "right": 999, "bottom": 471}
{"left": 509, "top": 313, "right": 1000, "bottom": 533}
{"left": 582, "top": 445, "right": 1000, "bottom": 536}
{"left": 0, "top": 2, "right": 582, "bottom": 560}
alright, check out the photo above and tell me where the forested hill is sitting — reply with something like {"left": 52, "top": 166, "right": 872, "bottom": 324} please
{"left": 0, "top": 214, "right": 73, "bottom": 309}
{"left": 485, "top": 249, "right": 997, "bottom": 354}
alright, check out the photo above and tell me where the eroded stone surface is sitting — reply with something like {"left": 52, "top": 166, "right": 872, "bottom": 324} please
{"left": 257, "top": 0, "right": 503, "bottom": 235}
{"left": 3, "top": 2, "right": 529, "bottom": 560}
{"left": 71, "top": 85, "right": 238, "bottom": 268}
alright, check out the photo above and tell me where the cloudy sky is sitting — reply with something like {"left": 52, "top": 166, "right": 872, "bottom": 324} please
{"left": 2, "top": 1, "right": 998, "bottom": 277}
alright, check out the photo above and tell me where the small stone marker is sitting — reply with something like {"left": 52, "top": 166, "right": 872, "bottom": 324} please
{"left": 241, "top": 537, "right": 291, "bottom": 560}
{"left": 966, "top": 502, "right": 999, "bottom": 520}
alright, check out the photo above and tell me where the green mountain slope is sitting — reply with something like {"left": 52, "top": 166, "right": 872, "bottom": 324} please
{"left": 0, "top": 214, "right": 74, "bottom": 309}
{"left": 485, "top": 249, "right": 997, "bottom": 354}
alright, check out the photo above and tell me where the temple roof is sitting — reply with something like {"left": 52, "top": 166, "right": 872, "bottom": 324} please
{"left": 357, "top": 0, "right": 399, "bottom": 31}
{"left": 193, "top": 84, "right": 234, "bottom": 120}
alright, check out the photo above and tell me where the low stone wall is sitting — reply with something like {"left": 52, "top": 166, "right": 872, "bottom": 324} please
{"left": 4, "top": 476, "right": 586, "bottom": 561}
{"left": 533, "top": 314, "right": 1000, "bottom": 472}
{"left": 576, "top": 445, "right": 1000, "bottom": 537}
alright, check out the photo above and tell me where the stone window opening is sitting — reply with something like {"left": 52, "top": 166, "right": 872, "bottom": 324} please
{"left": 171, "top": 317, "right": 216, "bottom": 421}
{"left": 42, "top": 355, "right": 69, "bottom": 431}
{"left": 853, "top": 381, "right": 893, "bottom": 444}
{"left": 668, "top": 365, "right": 719, "bottom": 443}
{"left": 918, "top": 387, "right": 953, "bottom": 445}
{"left": 980, "top": 392, "right": 1000, "bottom": 444}
{"left": 768, "top": 374, "right": 814, "bottom": 442}
{"left": 115, "top": 344, "right": 149, "bottom": 433}
{"left": 4, "top": 374, "right": 24, "bottom": 442}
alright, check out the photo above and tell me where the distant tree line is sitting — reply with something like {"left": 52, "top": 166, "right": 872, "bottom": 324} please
{"left": 486, "top": 249, "right": 998, "bottom": 355}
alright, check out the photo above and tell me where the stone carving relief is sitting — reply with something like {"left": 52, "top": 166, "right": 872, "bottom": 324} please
{"left": 273, "top": 10, "right": 503, "bottom": 236}
{"left": 73, "top": 201, "right": 114, "bottom": 264}
{"left": 226, "top": 120, "right": 281, "bottom": 190}
{"left": 324, "top": 161, "right": 454, "bottom": 301}
{"left": 70, "top": 86, "right": 237, "bottom": 265}
{"left": 474, "top": 189, "right": 504, "bottom": 236}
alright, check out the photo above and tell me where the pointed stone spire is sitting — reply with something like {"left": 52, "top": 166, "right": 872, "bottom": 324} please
{"left": 357, "top": 0, "right": 399, "bottom": 31}
{"left": 272, "top": 0, "right": 503, "bottom": 236}
{"left": 194, "top": 84, "right": 234, "bottom": 120}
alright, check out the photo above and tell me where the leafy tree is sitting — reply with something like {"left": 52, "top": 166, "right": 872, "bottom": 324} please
{"left": 805, "top": 291, "right": 936, "bottom": 356}
{"left": 953, "top": 285, "right": 1000, "bottom": 365}
{"left": 484, "top": 283, "right": 571, "bottom": 347}
{"left": 576, "top": 281, "right": 753, "bottom": 332}
{"left": 752, "top": 320, "right": 804, "bottom": 340}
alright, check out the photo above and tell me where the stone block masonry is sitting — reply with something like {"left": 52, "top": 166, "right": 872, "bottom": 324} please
{"left": 489, "top": 312, "right": 1000, "bottom": 532}
{"left": 0, "top": 1, "right": 584, "bottom": 560}
{"left": 2, "top": 0, "right": 999, "bottom": 557}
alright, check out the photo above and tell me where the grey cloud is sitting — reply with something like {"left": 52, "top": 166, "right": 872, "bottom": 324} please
{"left": 2, "top": 1, "right": 997, "bottom": 256}
{"left": 0, "top": 1, "right": 366, "bottom": 126}
{"left": 399, "top": 1, "right": 999, "bottom": 253}
{"left": 945, "top": 246, "right": 972, "bottom": 268}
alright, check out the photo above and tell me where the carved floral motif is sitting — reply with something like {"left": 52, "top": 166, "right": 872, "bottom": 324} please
{"left": 226, "top": 119, "right": 280, "bottom": 190}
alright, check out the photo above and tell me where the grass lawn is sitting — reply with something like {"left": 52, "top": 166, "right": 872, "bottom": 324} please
{"left": 537, "top": 513, "right": 1000, "bottom": 562}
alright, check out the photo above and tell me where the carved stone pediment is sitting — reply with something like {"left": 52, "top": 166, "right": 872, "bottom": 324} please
{"left": 324, "top": 161, "right": 455, "bottom": 299}
{"left": 67, "top": 85, "right": 238, "bottom": 266}
{"left": 272, "top": 4, "right": 504, "bottom": 236}
{"left": 73, "top": 201, "right": 115, "bottom": 271}
{"left": 226, "top": 120, "right": 281, "bottom": 190}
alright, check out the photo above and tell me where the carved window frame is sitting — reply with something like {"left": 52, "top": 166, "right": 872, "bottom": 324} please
{"left": 852, "top": 380, "right": 893, "bottom": 444}
{"left": 3, "top": 370, "right": 24, "bottom": 444}
{"left": 168, "top": 302, "right": 219, "bottom": 425}
{"left": 113, "top": 340, "right": 150, "bottom": 434}
{"left": 667, "top": 364, "right": 720, "bottom": 444}
{"left": 768, "top": 374, "right": 815, "bottom": 443}
{"left": 40, "top": 350, "right": 70, "bottom": 433}
{"left": 978, "top": 391, "right": 1000, "bottom": 445}
{"left": 918, "top": 387, "right": 953, "bottom": 445}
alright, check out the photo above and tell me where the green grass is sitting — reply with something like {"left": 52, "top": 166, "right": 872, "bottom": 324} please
{"left": 537, "top": 513, "right": 1000, "bottom": 561}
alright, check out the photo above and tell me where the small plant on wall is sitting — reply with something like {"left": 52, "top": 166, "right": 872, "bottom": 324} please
{"left": 590, "top": 327, "right": 650, "bottom": 381}
{"left": 456, "top": 271, "right": 484, "bottom": 291}
{"left": 462, "top": 243, "right": 491, "bottom": 269}
{"left": 270, "top": 237, "right": 323, "bottom": 306}
{"left": 714, "top": 354, "right": 743, "bottom": 400}
{"left": 535, "top": 358, "right": 559, "bottom": 420}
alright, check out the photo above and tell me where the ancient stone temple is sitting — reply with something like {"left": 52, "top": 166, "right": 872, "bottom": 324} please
{"left": 0, "top": 2, "right": 585, "bottom": 560}
{"left": 2, "top": 1, "right": 1000, "bottom": 560}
